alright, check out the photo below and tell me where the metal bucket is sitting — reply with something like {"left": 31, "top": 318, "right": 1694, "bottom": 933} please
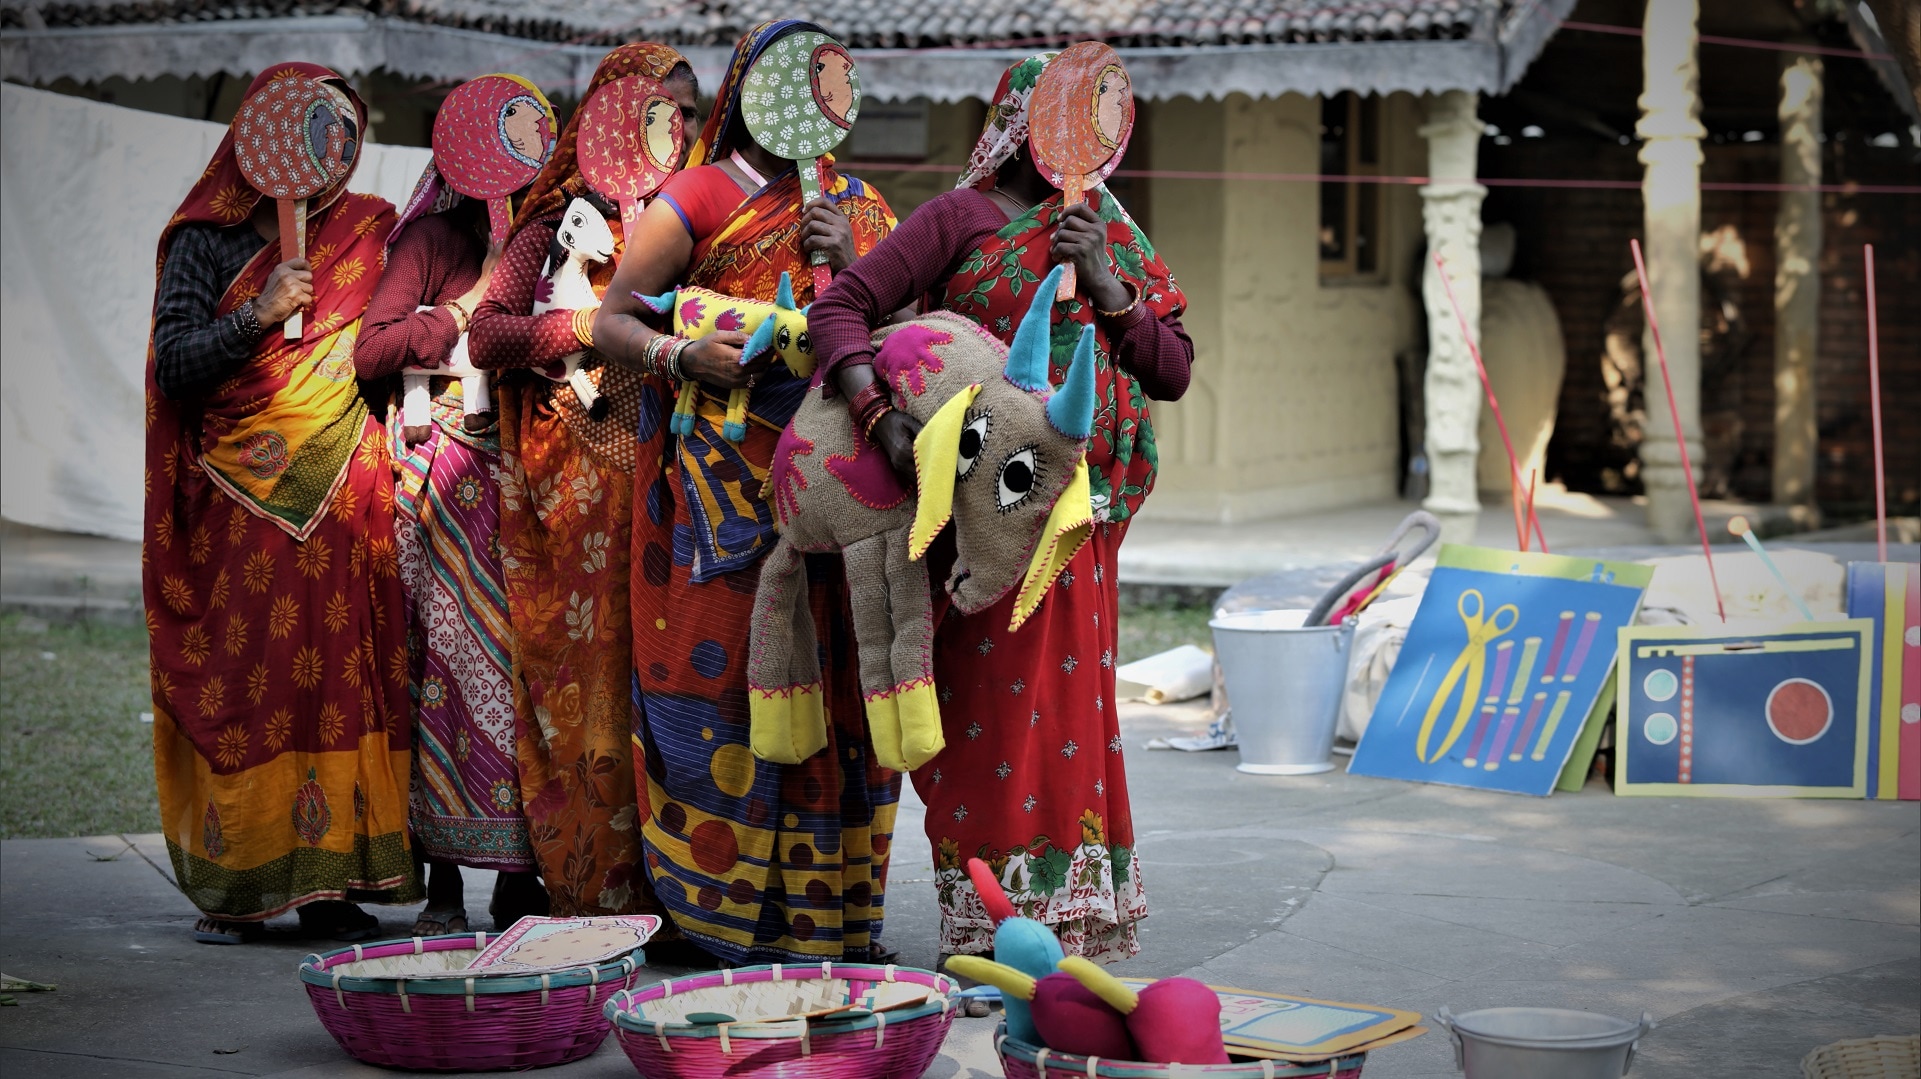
{"left": 1436, "top": 1007, "right": 1654, "bottom": 1079}
{"left": 1208, "top": 609, "right": 1353, "bottom": 775}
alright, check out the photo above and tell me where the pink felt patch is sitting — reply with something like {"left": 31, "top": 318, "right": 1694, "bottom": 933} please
{"left": 678, "top": 296, "right": 706, "bottom": 329}
{"left": 874, "top": 322, "right": 953, "bottom": 399}
{"left": 1032, "top": 974, "right": 1136, "bottom": 1059}
{"left": 771, "top": 429, "right": 814, "bottom": 525}
{"left": 714, "top": 307, "right": 747, "bottom": 333}
{"left": 1129, "top": 979, "right": 1228, "bottom": 1064}
{"left": 825, "top": 429, "right": 908, "bottom": 511}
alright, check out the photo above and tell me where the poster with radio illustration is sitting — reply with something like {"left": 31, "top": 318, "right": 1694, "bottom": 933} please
{"left": 1351, "top": 545, "right": 1650, "bottom": 796}
{"left": 1616, "top": 623, "right": 1873, "bottom": 798}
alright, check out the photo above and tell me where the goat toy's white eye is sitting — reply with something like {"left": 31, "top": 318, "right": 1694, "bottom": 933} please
{"left": 956, "top": 414, "right": 990, "bottom": 479}
{"left": 996, "top": 447, "right": 1037, "bottom": 509}
{"left": 570, "top": 212, "right": 585, "bottom": 227}
{"left": 559, "top": 230, "right": 574, "bottom": 246}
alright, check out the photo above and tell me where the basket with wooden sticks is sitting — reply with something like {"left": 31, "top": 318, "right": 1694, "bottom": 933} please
{"left": 1801, "top": 1035, "right": 1920, "bottom": 1079}
{"left": 604, "top": 962, "right": 958, "bottom": 1079}
{"left": 297, "top": 932, "right": 646, "bottom": 1071}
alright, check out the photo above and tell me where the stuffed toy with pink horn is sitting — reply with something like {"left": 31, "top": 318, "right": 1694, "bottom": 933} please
{"left": 945, "top": 956, "right": 1136, "bottom": 1059}
{"left": 956, "top": 857, "right": 1065, "bottom": 1045}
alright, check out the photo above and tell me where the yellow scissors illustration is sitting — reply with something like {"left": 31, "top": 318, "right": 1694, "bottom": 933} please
{"left": 1416, "top": 588, "right": 1519, "bottom": 763}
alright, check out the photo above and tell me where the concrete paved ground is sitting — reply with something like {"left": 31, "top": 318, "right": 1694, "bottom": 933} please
{"left": 3, "top": 697, "right": 1914, "bottom": 1078}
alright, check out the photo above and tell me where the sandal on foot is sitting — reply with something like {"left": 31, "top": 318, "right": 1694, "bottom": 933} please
{"left": 193, "top": 917, "right": 262, "bottom": 945}
{"left": 411, "top": 908, "right": 468, "bottom": 937}
{"left": 298, "top": 902, "right": 381, "bottom": 943}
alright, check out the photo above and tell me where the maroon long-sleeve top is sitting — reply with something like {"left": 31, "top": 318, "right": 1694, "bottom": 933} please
{"left": 467, "top": 219, "right": 590, "bottom": 371}
{"left": 354, "top": 212, "right": 485, "bottom": 380}
{"left": 809, "top": 187, "right": 1195, "bottom": 401}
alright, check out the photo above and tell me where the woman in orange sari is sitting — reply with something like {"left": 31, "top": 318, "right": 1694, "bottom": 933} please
{"left": 146, "top": 63, "right": 419, "bottom": 944}
{"left": 467, "top": 43, "right": 698, "bottom": 919}
{"left": 593, "top": 20, "right": 901, "bottom": 965}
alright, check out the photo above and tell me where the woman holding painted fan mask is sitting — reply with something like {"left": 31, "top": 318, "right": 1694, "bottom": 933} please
{"left": 809, "top": 48, "right": 1192, "bottom": 963}
{"left": 592, "top": 20, "right": 902, "bottom": 966}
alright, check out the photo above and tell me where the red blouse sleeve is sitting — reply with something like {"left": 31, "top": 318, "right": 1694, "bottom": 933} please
{"left": 466, "top": 221, "right": 585, "bottom": 371}
{"left": 354, "top": 215, "right": 481, "bottom": 380}
{"left": 654, "top": 165, "right": 747, "bottom": 242}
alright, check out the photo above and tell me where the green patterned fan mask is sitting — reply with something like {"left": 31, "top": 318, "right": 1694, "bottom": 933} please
{"left": 739, "top": 30, "right": 861, "bottom": 288}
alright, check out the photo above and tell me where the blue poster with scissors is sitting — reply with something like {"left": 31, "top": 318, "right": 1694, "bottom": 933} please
{"left": 1351, "top": 546, "right": 1647, "bottom": 796}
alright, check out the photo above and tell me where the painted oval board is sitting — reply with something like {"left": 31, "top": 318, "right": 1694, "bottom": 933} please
{"left": 738, "top": 30, "right": 860, "bottom": 162}
{"left": 1028, "top": 41, "right": 1134, "bottom": 190}
{"left": 578, "top": 74, "right": 684, "bottom": 210}
{"left": 433, "top": 74, "right": 555, "bottom": 201}
{"left": 232, "top": 75, "right": 358, "bottom": 201}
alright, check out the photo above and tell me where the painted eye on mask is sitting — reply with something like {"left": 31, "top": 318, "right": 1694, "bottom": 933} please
{"left": 997, "top": 447, "right": 1037, "bottom": 510}
{"left": 956, "top": 414, "right": 990, "bottom": 480}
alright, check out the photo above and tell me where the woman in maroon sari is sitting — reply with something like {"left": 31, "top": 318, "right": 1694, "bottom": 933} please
{"left": 809, "top": 53, "right": 1192, "bottom": 962}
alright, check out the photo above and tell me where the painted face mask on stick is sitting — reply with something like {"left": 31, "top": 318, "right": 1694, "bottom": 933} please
{"left": 232, "top": 75, "right": 360, "bottom": 340}
{"left": 746, "top": 264, "right": 1098, "bottom": 773}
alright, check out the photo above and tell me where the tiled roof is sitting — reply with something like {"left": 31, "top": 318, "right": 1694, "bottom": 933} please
{"left": 3, "top": 0, "right": 1511, "bottom": 48}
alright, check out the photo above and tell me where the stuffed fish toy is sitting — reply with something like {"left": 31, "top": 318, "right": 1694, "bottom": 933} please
{"left": 746, "top": 263, "right": 1098, "bottom": 773}
{"left": 632, "top": 271, "right": 813, "bottom": 441}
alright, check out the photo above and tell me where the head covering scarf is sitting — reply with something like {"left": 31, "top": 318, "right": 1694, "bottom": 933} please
{"left": 389, "top": 163, "right": 463, "bottom": 251}
{"left": 955, "top": 53, "right": 1057, "bottom": 191}
{"left": 686, "top": 19, "right": 833, "bottom": 170}
{"left": 511, "top": 42, "right": 689, "bottom": 234}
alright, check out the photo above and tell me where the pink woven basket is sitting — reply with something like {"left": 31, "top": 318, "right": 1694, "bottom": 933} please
{"left": 997, "top": 1029, "right": 1367, "bottom": 1079}
{"left": 605, "top": 961, "right": 958, "bottom": 1079}
{"left": 299, "top": 932, "right": 647, "bottom": 1071}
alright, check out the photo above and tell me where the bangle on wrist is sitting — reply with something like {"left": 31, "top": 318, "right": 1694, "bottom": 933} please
{"left": 443, "top": 301, "right": 470, "bottom": 333}
{"left": 667, "top": 338, "right": 692, "bottom": 382}
{"left": 861, "top": 403, "right": 894, "bottom": 441}
{"left": 1096, "top": 284, "right": 1141, "bottom": 320}
{"left": 572, "top": 306, "right": 598, "bottom": 349}
{"left": 234, "top": 300, "right": 264, "bottom": 339}
{"left": 846, "top": 380, "right": 890, "bottom": 419}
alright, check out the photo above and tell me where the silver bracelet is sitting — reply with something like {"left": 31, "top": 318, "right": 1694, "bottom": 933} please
{"left": 233, "top": 300, "right": 264, "bottom": 341}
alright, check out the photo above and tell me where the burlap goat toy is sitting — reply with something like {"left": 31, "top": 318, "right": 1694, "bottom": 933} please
{"left": 749, "top": 263, "right": 1098, "bottom": 772}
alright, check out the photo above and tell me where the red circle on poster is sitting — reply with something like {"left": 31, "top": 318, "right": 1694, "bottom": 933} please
{"left": 1765, "top": 677, "right": 1832, "bottom": 744}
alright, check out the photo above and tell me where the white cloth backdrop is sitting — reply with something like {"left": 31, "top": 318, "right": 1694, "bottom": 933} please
{"left": 1, "top": 83, "right": 432, "bottom": 541}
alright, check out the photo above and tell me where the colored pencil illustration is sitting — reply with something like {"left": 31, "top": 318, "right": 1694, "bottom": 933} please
{"left": 1486, "top": 703, "right": 1522, "bottom": 770}
{"left": 1529, "top": 691, "right": 1573, "bottom": 761}
{"left": 1512, "top": 692, "right": 1550, "bottom": 761}
{"left": 1464, "top": 640, "right": 1515, "bottom": 767}
{"left": 1562, "top": 611, "right": 1603, "bottom": 682}
{"left": 1508, "top": 637, "right": 1541, "bottom": 704}
{"left": 1543, "top": 611, "right": 1574, "bottom": 681}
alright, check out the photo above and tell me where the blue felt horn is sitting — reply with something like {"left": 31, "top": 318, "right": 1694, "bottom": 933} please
{"left": 740, "top": 314, "right": 778, "bottom": 365}
{"left": 1003, "top": 264, "right": 1066, "bottom": 393}
{"left": 1045, "top": 323, "right": 1098, "bottom": 439}
{"left": 631, "top": 288, "right": 678, "bottom": 316}
{"left": 774, "top": 271, "right": 797, "bottom": 311}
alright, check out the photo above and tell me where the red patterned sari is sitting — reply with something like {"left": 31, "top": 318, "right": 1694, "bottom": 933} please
{"left": 920, "top": 188, "right": 1185, "bottom": 960}
{"left": 146, "top": 65, "right": 419, "bottom": 920}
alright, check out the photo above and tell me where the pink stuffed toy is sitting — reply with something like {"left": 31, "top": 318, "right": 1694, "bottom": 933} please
{"left": 1059, "top": 956, "right": 1231, "bottom": 1065}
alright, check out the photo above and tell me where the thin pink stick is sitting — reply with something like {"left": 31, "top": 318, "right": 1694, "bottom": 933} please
{"left": 1433, "top": 251, "right": 1535, "bottom": 552}
{"left": 1866, "top": 244, "right": 1887, "bottom": 563}
{"left": 1630, "top": 238, "right": 1726, "bottom": 623}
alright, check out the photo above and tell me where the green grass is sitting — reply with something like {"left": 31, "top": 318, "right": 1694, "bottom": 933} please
{"left": 1116, "top": 597, "right": 1214, "bottom": 665}
{"left": 0, "top": 613, "right": 158, "bottom": 839}
{"left": 0, "top": 595, "right": 1210, "bottom": 839}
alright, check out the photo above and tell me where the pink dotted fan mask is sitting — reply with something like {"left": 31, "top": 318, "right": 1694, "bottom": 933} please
{"left": 1027, "top": 42, "right": 1135, "bottom": 300}
{"left": 577, "top": 74, "right": 685, "bottom": 247}
{"left": 432, "top": 73, "right": 558, "bottom": 245}
{"left": 232, "top": 75, "right": 361, "bottom": 340}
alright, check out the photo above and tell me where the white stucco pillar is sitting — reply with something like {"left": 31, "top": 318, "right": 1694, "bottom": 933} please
{"left": 1637, "top": 0, "right": 1706, "bottom": 542}
{"left": 1420, "top": 89, "right": 1486, "bottom": 544}
{"left": 1773, "top": 51, "right": 1823, "bottom": 507}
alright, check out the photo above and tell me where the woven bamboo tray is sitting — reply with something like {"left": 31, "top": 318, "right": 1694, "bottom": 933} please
{"left": 1802, "top": 1036, "right": 1920, "bottom": 1079}
{"left": 997, "top": 1029, "right": 1368, "bottom": 1079}
{"left": 605, "top": 961, "right": 958, "bottom": 1079}
{"left": 298, "top": 932, "right": 647, "bottom": 1071}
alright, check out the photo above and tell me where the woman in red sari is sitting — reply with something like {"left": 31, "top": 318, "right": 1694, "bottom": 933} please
{"left": 466, "top": 43, "right": 698, "bottom": 919}
{"left": 146, "top": 63, "right": 419, "bottom": 943}
{"left": 809, "top": 53, "right": 1193, "bottom": 962}
{"left": 593, "top": 20, "right": 901, "bottom": 965}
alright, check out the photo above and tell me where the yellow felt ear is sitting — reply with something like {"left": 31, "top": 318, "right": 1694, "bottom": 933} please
{"left": 1010, "top": 457, "right": 1093, "bottom": 631}
{"left": 943, "top": 955, "right": 1038, "bottom": 1001}
{"left": 909, "top": 383, "right": 982, "bottom": 560}
{"left": 1056, "top": 955, "right": 1140, "bottom": 1015}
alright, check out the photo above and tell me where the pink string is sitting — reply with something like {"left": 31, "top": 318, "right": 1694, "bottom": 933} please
{"left": 1432, "top": 251, "right": 1549, "bottom": 553}
{"left": 1865, "top": 244, "right": 1887, "bottom": 564}
{"left": 1629, "top": 238, "right": 1725, "bottom": 623}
